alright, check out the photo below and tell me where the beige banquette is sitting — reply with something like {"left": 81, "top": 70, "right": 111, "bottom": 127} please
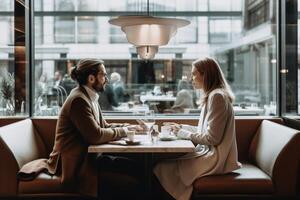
{"left": 0, "top": 118, "right": 299, "bottom": 199}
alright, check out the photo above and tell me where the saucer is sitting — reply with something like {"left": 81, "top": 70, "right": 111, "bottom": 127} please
{"left": 159, "top": 135, "right": 177, "bottom": 141}
{"left": 124, "top": 139, "right": 141, "bottom": 145}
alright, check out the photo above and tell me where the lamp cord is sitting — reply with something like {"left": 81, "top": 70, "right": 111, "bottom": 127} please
{"left": 147, "top": 0, "right": 149, "bottom": 16}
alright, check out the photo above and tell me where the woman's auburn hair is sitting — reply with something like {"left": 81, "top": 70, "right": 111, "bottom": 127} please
{"left": 192, "top": 57, "right": 235, "bottom": 105}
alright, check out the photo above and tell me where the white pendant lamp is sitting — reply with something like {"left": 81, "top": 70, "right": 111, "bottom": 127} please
{"left": 109, "top": 2, "right": 190, "bottom": 60}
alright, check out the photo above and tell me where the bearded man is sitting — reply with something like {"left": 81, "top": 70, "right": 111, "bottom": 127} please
{"left": 18, "top": 59, "right": 144, "bottom": 199}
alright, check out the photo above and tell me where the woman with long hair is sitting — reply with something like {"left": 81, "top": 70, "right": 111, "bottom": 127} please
{"left": 154, "top": 57, "right": 241, "bottom": 200}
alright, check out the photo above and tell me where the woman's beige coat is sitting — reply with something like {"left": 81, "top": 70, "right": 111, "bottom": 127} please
{"left": 154, "top": 89, "right": 241, "bottom": 200}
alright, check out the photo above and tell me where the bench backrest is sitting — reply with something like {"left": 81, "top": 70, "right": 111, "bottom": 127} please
{"left": 0, "top": 119, "right": 47, "bottom": 196}
{"left": 32, "top": 118, "right": 57, "bottom": 155}
{"left": 0, "top": 119, "right": 47, "bottom": 169}
{"left": 249, "top": 120, "right": 300, "bottom": 195}
{"left": 30, "top": 118, "right": 283, "bottom": 161}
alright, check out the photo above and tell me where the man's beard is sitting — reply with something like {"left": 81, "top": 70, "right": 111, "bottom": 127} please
{"left": 92, "top": 79, "right": 105, "bottom": 92}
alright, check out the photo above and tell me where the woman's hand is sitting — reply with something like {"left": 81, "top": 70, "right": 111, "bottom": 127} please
{"left": 171, "top": 125, "right": 180, "bottom": 135}
{"left": 163, "top": 122, "right": 193, "bottom": 140}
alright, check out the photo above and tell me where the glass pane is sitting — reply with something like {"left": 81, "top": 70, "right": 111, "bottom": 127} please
{"left": 0, "top": 17, "right": 14, "bottom": 45}
{"left": 246, "top": 0, "right": 270, "bottom": 29}
{"left": 55, "top": 0, "right": 75, "bottom": 11}
{"left": 0, "top": 0, "right": 14, "bottom": 11}
{"left": 110, "top": 25, "right": 128, "bottom": 43}
{"left": 54, "top": 16, "right": 75, "bottom": 43}
{"left": 209, "top": 17, "right": 241, "bottom": 44}
{"left": 209, "top": 0, "right": 242, "bottom": 11}
{"left": 78, "top": 0, "right": 98, "bottom": 11}
{"left": 174, "top": 17, "right": 198, "bottom": 44}
{"left": 33, "top": 0, "right": 277, "bottom": 117}
{"left": 78, "top": 16, "right": 97, "bottom": 43}
{"left": 298, "top": 1, "right": 300, "bottom": 115}
{"left": 278, "top": 0, "right": 298, "bottom": 116}
{"left": 0, "top": 14, "right": 15, "bottom": 116}
{"left": 0, "top": 1, "right": 29, "bottom": 117}
{"left": 35, "top": 17, "right": 43, "bottom": 45}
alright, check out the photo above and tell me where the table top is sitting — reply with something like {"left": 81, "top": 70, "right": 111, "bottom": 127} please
{"left": 114, "top": 103, "right": 150, "bottom": 113}
{"left": 140, "top": 95, "right": 176, "bottom": 102}
{"left": 233, "top": 106, "right": 264, "bottom": 115}
{"left": 184, "top": 106, "right": 265, "bottom": 115}
{"left": 88, "top": 135, "right": 195, "bottom": 153}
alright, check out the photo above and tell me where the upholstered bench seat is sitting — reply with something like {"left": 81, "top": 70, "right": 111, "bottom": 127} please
{"left": 0, "top": 118, "right": 299, "bottom": 199}
{"left": 193, "top": 163, "right": 274, "bottom": 194}
{"left": 18, "top": 173, "right": 63, "bottom": 194}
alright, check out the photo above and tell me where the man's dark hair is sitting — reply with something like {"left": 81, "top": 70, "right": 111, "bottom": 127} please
{"left": 70, "top": 59, "right": 104, "bottom": 85}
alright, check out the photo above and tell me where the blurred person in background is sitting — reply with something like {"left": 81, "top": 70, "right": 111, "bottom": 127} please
{"left": 98, "top": 82, "right": 119, "bottom": 111}
{"left": 36, "top": 74, "right": 48, "bottom": 95}
{"left": 164, "top": 79, "right": 194, "bottom": 113}
{"left": 110, "top": 72, "right": 129, "bottom": 104}
{"left": 53, "top": 70, "right": 63, "bottom": 87}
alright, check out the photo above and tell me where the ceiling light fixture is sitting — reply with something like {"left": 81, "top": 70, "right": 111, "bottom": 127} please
{"left": 109, "top": 0, "right": 190, "bottom": 60}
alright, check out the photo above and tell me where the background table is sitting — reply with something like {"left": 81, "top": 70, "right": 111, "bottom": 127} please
{"left": 140, "top": 95, "right": 176, "bottom": 102}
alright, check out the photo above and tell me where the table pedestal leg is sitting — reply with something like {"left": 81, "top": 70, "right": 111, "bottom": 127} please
{"left": 144, "top": 153, "right": 155, "bottom": 200}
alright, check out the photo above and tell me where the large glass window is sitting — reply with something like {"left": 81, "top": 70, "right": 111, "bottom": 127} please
{"left": 33, "top": 0, "right": 278, "bottom": 117}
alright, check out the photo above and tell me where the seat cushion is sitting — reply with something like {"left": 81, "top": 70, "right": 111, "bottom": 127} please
{"left": 193, "top": 163, "right": 275, "bottom": 194}
{"left": 18, "top": 173, "right": 64, "bottom": 194}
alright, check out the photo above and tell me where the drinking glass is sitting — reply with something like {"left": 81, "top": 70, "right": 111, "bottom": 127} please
{"left": 140, "top": 95, "right": 146, "bottom": 106}
{"left": 142, "top": 110, "right": 155, "bottom": 144}
{"left": 151, "top": 125, "right": 159, "bottom": 144}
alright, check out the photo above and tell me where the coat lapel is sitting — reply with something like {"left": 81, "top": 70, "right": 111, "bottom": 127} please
{"left": 197, "top": 104, "right": 207, "bottom": 133}
{"left": 98, "top": 104, "right": 105, "bottom": 127}
{"left": 79, "top": 86, "right": 100, "bottom": 125}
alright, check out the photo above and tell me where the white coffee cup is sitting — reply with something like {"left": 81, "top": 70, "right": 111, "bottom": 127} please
{"left": 160, "top": 125, "right": 171, "bottom": 137}
{"left": 126, "top": 130, "right": 135, "bottom": 142}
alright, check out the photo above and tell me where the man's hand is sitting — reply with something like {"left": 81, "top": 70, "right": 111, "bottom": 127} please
{"left": 123, "top": 119, "right": 149, "bottom": 134}
{"left": 123, "top": 123, "right": 131, "bottom": 127}
{"left": 163, "top": 122, "right": 182, "bottom": 135}
{"left": 136, "top": 119, "right": 148, "bottom": 131}
{"left": 127, "top": 125, "right": 140, "bottom": 131}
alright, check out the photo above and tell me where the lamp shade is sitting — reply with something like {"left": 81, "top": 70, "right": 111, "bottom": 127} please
{"left": 123, "top": 24, "right": 176, "bottom": 46}
{"left": 109, "top": 16, "right": 190, "bottom": 59}
{"left": 109, "top": 16, "right": 189, "bottom": 46}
